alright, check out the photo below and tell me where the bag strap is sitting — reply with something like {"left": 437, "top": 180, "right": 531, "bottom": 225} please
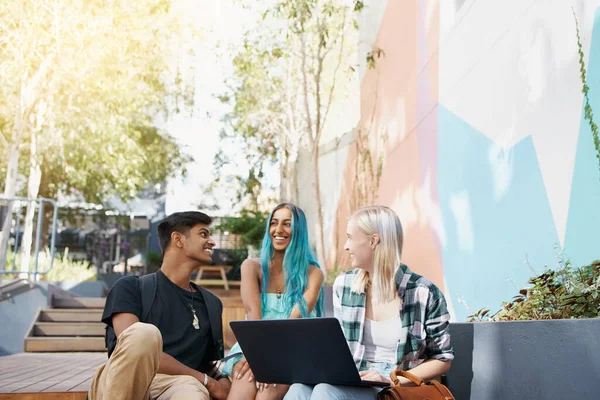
{"left": 429, "top": 380, "right": 455, "bottom": 399}
{"left": 140, "top": 273, "right": 158, "bottom": 322}
{"left": 220, "top": 351, "right": 243, "bottom": 362}
{"left": 389, "top": 370, "right": 454, "bottom": 400}
{"left": 390, "top": 369, "right": 425, "bottom": 386}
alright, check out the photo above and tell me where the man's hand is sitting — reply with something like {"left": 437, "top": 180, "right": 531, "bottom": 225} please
{"left": 359, "top": 370, "right": 391, "bottom": 384}
{"left": 205, "top": 376, "right": 231, "bottom": 400}
{"left": 232, "top": 356, "right": 254, "bottom": 381}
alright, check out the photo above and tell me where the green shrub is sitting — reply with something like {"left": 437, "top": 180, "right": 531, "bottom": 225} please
{"left": 146, "top": 251, "right": 163, "bottom": 274}
{"left": 215, "top": 209, "right": 266, "bottom": 248}
{"left": 324, "top": 265, "right": 350, "bottom": 287}
{"left": 3, "top": 248, "right": 96, "bottom": 282}
{"left": 469, "top": 257, "right": 600, "bottom": 322}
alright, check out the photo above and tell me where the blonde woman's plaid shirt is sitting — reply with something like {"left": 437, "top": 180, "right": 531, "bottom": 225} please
{"left": 332, "top": 264, "right": 454, "bottom": 371}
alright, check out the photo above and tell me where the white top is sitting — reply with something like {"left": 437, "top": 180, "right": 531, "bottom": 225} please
{"left": 363, "top": 314, "right": 402, "bottom": 364}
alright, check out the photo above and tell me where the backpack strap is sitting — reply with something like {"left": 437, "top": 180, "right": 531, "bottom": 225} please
{"left": 199, "top": 287, "right": 225, "bottom": 359}
{"left": 140, "top": 273, "right": 158, "bottom": 322}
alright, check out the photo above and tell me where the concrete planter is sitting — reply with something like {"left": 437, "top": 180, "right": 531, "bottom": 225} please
{"left": 446, "top": 319, "right": 600, "bottom": 399}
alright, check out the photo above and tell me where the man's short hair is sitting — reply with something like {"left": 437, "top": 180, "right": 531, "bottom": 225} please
{"left": 157, "top": 211, "right": 212, "bottom": 254}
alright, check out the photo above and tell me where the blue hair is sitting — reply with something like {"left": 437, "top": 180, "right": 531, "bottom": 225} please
{"left": 260, "top": 203, "right": 325, "bottom": 317}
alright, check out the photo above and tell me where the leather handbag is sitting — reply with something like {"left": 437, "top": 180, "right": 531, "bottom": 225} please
{"left": 377, "top": 370, "right": 455, "bottom": 400}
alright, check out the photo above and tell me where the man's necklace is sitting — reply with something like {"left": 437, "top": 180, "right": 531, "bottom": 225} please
{"left": 177, "top": 283, "right": 200, "bottom": 330}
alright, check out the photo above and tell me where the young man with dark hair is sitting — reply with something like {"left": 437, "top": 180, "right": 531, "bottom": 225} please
{"left": 89, "top": 211, "right": 231, "bottom": 400}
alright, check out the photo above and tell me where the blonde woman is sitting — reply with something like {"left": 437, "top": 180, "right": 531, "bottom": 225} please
{"left": 285, "top": 205, "right": 454, "bottom": 399}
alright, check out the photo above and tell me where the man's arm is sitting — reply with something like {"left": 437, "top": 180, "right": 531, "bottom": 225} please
{"left": 159, "top": 352, "right": 230, "bottom": 398}
{"left": 112, "top": 312, "right": 230, "bottom": 400}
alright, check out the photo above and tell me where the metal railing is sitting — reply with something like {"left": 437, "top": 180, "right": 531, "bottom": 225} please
{"left": 0, "top": 197, "right": 59, "bottom": 281}
{"left": 0, "top": 278, "right": 36, "bottom": 302}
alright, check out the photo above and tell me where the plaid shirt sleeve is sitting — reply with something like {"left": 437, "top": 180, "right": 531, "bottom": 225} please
{"left": 424, "top": 289, "right": 454, "bottom": 361}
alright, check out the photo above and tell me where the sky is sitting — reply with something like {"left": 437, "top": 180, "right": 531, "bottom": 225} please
{"left": 162, "top": 0, "right": 258, "bottom": 216}
{"left": 161, "top": 0, "right": 360, "bottom": 217}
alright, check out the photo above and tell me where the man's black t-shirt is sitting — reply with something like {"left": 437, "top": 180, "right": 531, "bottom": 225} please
{"left": 102, "top": 270, "right": 216, "bottom": 371}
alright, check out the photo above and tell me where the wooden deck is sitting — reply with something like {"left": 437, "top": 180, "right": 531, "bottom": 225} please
{"left": 0, "top": 353, "right": 105, "bottom": 399}
{"left": 0, "top": 287, "right": 244, "bottom": 399}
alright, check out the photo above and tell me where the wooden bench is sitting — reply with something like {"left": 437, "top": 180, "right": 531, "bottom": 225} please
{"left": 194, "top": 265, "right": 234, "bottom": 290}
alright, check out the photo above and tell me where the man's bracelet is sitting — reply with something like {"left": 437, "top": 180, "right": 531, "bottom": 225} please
{"left": 203, "top": 373, "right": 209, "bottom": 386}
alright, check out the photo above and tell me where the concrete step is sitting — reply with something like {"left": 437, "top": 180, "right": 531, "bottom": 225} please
{"left": 39, "top": 309, "right": 103, "bottom": 323}
{"left": 52, "top": 297, "right": 106, "bottom": 309}
{"left": 33, "top": 322, "right": 105, "bottom": 337}
{"left": 24, "top": 336, "right": 106, "bottom": 352}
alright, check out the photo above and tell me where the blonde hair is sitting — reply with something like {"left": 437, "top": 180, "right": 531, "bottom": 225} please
{"left": 350, "top": 205, "right": 403, "bottom": 303}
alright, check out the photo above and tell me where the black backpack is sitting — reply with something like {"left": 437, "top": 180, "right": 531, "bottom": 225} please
{"left": 104, "top": 273, "right": 158, "bottom": 357}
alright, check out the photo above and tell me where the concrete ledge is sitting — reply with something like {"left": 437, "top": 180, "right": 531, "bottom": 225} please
{"left": 447, "top": 319, "right": 600, "bottom": 400}
{"left": 0, "top": 285, "right": 47, "bottom": 355}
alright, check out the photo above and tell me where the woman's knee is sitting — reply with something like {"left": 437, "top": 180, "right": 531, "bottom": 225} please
{"left": 283, "top": 384, "right": 313, "bottom": 400}
{"left": 255, "top": 383, "right": 289, "bottom": 400}
{"left": 311, "top": 384, "right": 337, "bottom": 397}
{"left": 227, "top": 372, "right": 258, "bottom": 400}
{"left": 312, "top": 384, "right": 377, "bottom": 400}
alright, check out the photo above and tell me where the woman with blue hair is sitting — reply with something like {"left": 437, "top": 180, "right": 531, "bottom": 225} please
{"left": 224, "top": 203, "right": 325, "bottom": 400}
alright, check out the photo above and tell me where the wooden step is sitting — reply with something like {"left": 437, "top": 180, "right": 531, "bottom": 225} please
{"left": 33, "top": 322, "right": 105, "bottom": 337}
{"left": 39, "top": 309, "right": 103, "bottom": 323}
{"left": 52, "top": 297, "right": 106, "bottom": 309}
{"left": 24, "top": 337, "right": 106, "bottom": 352}
{"left": 0, "top": 393, "right": 88, "bottom": 399}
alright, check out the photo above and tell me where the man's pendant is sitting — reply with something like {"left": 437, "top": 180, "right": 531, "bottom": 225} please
{"left": 192, "top": 313, "right": 200, "bottom": 330}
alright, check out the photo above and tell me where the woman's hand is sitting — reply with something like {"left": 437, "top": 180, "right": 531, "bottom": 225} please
{"left": 231, "top": 357, "right": 253, "bottom": 381}
{"left": 255, "top": 381, "right": 276, "bottom": 392}
{"left": 359, "top": 370, "right": 391, "bottom": 384}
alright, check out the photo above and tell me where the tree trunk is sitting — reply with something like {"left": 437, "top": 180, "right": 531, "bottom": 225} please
{"left": 1, "top": 62, "right": 49, "bottom": 278}
{"left": 20, "top": 132, "right": 42, "bottom": 277}
{"left": 38, "top": 167, "right": 57, "bottom": 250}
{"left": 280, "top": 143, "right": 300, "bottom": 204}
{"left": 280, "top": 143, "right": 292, "bottom": 202}
{"left": 312, "top": 143, "right": 327, "bottom": 270}
{"left": 0, "top": 142, "right": 20, "bottom": 277}
{"left": 291, "top": 151, "right": 300, "bottom": 203}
